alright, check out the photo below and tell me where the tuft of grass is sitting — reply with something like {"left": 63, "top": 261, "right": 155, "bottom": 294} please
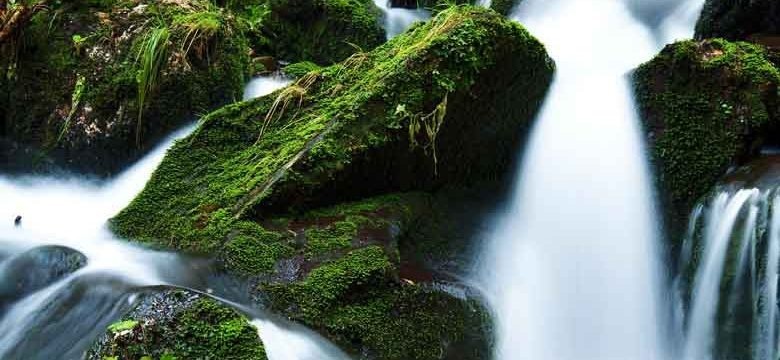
{"left": 55, "top": 75, "right": 86, "bottom": 145}
{"left": 135, "top": 26, "right": 170, "bottom": 147}
{"left": 257, "top": 72, "right": 319, "bottom": 141}
{"left": 174, "top": 6, "right": 227, "bottom": 62}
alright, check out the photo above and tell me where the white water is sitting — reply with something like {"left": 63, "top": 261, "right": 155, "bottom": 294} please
{"left": 677, "top": 185, "right": 780, "bottom": 360}
{"left": 0, "top": 80, "right": 349, "bottom": 359}
{"left": 473, "top": 0, "right": 704, "bottom": 359}
{"left": 683, "top": 189, "right": 758, "bottom": 360}
{"left": 372, "top": 0, "right": 430, "bottom": 39}
{"left": 243, "top": 74, "right": 292, "bottom": 101}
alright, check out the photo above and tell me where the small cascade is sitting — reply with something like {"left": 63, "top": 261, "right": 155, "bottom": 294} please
{"left": 243, "top": 74, "right": 292, "bottom": 101}
{"left": 372, "top": 0, "right": 430, "bottom": 39}
{"left": 674, "top": 154, "right": 780, "bottom": 360}
{"left": 0, "top": 79, "right": 348, "bottom": 359}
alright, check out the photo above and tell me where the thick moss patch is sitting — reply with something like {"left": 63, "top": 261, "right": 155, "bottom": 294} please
{"left": 634, "top": 39, "right": 780, "bottom": 238}
{"left": 88, "top": 291, "right": 266, "bottom": 360}
{"left": 1, "top": 0, "right": 250, "bottom": 174}
{"left": 261, "top": 0, "right": 385, "bottom": 64}
{"left": 112, "top": 5, "right": 553, "bottom": 251}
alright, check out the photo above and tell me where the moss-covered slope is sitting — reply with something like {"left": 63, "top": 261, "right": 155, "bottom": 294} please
{"left": 634, "top": 39, "right": 780, "bottom": 237}
{"left": 1, "top": 0, "right": 251, "bottom": 174}
{"left": 261, "top": 0, "right": 385, "bottom": 64}
{"left": 112, "top": 5, "right": 554, "bottom": 250}
{"left": 108, "top": 5, "right": 552, "bottom": 358}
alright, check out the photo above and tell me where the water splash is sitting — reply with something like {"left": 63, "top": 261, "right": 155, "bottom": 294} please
{"left": 372, "top": 0, "right": 430, "bottom": 39}
{"left": 244, "top": 74, "right": 292, "bottom": 101}
{"left": 472, "top": 0, "right": 704, "bottom": 359}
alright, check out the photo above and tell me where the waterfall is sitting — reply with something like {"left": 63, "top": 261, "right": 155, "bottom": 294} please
{"left": 0, "top": 80, "right": 349, "bottom": 359}
{"left": 676, "top": 185, "right": 780, "bottom": 360}
{"left": 472, "top": 0, "right": 704, "bottom": 359}
{"left": 372, "top": 0, "right": 430, "bottom": 39}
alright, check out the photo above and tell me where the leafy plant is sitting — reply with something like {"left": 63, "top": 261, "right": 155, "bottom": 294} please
{"left": 55, "top": 75, "right": 85, "bottom": 144}
{"left": 135, "top": 25, "right": 170, "bottom": 147}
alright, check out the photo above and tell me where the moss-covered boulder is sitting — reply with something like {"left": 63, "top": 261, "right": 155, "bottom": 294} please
{"left": 696, "top": 0, "right": 780, "bottom": 40}
{"left": 110, "top": 5, "right": 552, "bottom": 359}
{"left": 88, "top": 290, "right": 266, "bottom": 360}
{"left": 0, "top": 0, "right": 250, "bottom": 174}
{"left": 261, "top": 0, "right": 385, "bottom": 64}
{"left": 634, "top": 39, "right": 780, "bottom": 238}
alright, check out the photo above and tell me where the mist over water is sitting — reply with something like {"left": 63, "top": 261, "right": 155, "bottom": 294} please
{"left": 472, "top": 0, "right": 704, "bottom": 359}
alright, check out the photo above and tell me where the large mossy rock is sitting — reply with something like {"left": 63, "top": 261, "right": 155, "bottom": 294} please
{"left": 87, "top": 290, "right": 267, "bottom": 360}
{"left": 0, "top": 0, "right": 250, "bottom": 175}
{"left": 262, "top": 0, "right": 385, "bottom": 64}
{"left": 696, "top": 0, "right": 780, "bottom": 40}
{"left": 111, "top": 5, "right": 552, "bottom": 358}
{"left": 634, "top": 39, "right": 780, "bottom": 238}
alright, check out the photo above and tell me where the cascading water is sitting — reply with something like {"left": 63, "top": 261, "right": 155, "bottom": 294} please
{"left": 0, "top": 80, "right": 349, "bottom": 359}
{"left": 243, "top": 74, "right": 292, "bottom": 101}
{"left": 372, "top": 0, "right": 430, "bottom": 39}
{"left": 675, "top": 170, "right": 780, "bottom": 360}
{"left": 472, "top": 0, "right": 704, "bottom": 359}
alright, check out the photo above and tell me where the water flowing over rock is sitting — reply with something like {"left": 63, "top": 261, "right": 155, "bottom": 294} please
{"left": 472, "top": 0, "right": 704, "bottom": 359}
{"left": 676, "top": 157, "right": 780, "bottom": 360}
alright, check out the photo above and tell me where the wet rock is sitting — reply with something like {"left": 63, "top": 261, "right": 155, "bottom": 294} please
{"left": 87, "top": 288, "right": 266, "bottom": 360}
{"left": 0, "top": 245, "right": 87, "bottom": 309}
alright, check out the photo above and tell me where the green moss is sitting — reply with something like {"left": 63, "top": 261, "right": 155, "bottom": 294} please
{"left": 490, "top": 0, "right": 517, "bottom": 15}
{"left": 107, "top": 320, "right": 139, "bottom": 333}
{"left": 283, "top": 61, "right": 323, "bottom": 78}
{"left": 305, "top": 219, "right": 358, "bottom": 257}
{"left": 3, "top": 0, "right": 251, "bottom": 173}
{"left": 261, "top": 0, "right": 385, "bottom": 64}
{"left": 634, "top": 39, "right": 780, "bottom": 237}
{"left": 265, "top": 245, "right": 490, "bottom": 359}
{"left": 222, "top": 225, "right": 295, "bottom": 275}
{"left": 93, "top": 297, "right": 266, "bottom": 360}
{"left": 112, "top": 5, "right": 553, "bottom": 254}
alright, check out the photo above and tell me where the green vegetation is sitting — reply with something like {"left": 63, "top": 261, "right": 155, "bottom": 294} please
{"left": 92, "top": 296, "right": 266, "bottom": 360}
{"left": 283, "top": 61, "right": 322, "bottom": 78}
{"left": 106, "top": 6, "right": 550, "bottom": 357}
{"left": 2, "top": 0, "right": 250, "bottom": 173}
{"left": 490, "top": 0, "right": 517, "bottom": 15}
{"left": 634, "top": 39, "right": 780, "bottom": 237}
{"left": 135, "top": 26, "right": 171, "bottom": 147}
{"left": 261, "top": 0, "right": 386, "bottom": 64}
{"left": 112, "top": 5, "right": 553, "bottom": 253}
